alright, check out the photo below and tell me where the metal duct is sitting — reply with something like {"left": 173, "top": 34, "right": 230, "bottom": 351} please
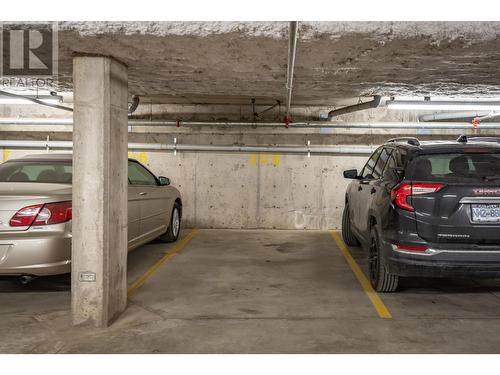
{"left": 285, "top": 21, "right": 299, "bottom": 120}
{"left": 419, "top": 111, "right": 490, "bottom": 122}
{"left": 327, "top": 95, "right": 382, "bottom": 120}
{"left": 477, "top": 112, "right": 500, "bottom": 121}
{"left": 128, "top": 95, "right": 140, "bottom": 115}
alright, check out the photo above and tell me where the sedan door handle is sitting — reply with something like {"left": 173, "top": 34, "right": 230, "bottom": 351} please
{"left": 371, "top": 187, "right": 376, "bottom": 194}
{"left": 139, "top": 192, "right": 147, "bottom": 196}
{"left": 358, "top": 185, "right": 363, "bottom": 191}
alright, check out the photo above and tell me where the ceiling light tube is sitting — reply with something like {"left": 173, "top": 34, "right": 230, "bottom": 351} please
{"left": 387, "top": 99, "right": 500, "bottom": 111}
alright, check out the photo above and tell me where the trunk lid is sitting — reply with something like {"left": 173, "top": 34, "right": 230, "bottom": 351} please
{"left": 0, "top": 182, "right": 71, "bottom": 231}
{"left": 412, "top": 184, "right": 500, "bottom": 244}
{"left": 408, "top": 151, "right": 500, "bottom": 244}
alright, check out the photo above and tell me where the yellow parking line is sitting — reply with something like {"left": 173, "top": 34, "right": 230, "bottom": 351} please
{"left": 329, "top": 230, "right": 392, "bottom": 319}
{"left": 128, "top": 229, "right": 199, "bottom": 297}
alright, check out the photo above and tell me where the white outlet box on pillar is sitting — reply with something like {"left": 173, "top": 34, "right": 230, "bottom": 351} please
{"left": 72, "top": 55, "right": 129, "bottom": 327}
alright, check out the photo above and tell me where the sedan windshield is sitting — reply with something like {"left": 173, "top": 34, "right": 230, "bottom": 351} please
{"left": 0, "top": 161, "right": 72, "bottom": 184}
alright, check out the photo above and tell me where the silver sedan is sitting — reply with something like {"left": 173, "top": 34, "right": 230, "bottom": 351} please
{"left": 0, "top": 153, "right": 182, "bottom": 277}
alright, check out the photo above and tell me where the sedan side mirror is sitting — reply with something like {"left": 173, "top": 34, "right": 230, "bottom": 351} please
{"left": 343, "top": 169, "right": 359, "bottom": 179}
{"left": 158, "top": 176, "right": 170, "bottom": 186}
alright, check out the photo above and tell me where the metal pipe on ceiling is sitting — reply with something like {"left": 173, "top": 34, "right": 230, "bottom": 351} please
{"left": 2, "top": 118, "right": 500, "bottom": 129}
{"left": 128, "top": 121, "right": 500, "bottom": 129}
{"left": 0, "top": 118, "right": 73, "bottom": 125}
{"left": 285, "top": 21, "right": 299, "bottom": 120}
{"left": 0, "top": 139, "right": 375, "bottom": 155}
{"left": 0, "top": 90, "right": 73, "bottom": 112}
{"left": 327, "top": 95, "right": 382, "bottom": 121}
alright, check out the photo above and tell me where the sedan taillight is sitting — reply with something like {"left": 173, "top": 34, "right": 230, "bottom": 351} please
{"left": 9, "top": 204, "right": 43, "bottom": 227}
{"left": 9, "top": 201, "right": 72, "bottom": 227}
{"left": 391, "top": 182, "right": 444, "bottom": 212}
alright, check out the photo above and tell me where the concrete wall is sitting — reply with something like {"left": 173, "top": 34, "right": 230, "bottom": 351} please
{"left": 146, "top": 151, "right": 365, "bottom": 230}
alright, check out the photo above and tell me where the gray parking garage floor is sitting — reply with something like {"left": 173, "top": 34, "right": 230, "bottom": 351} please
{"left": 1, "top": 229, "right": 500, "bottom": 353}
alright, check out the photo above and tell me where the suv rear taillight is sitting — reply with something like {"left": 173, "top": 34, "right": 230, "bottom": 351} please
{"left": 9, "top": 201, "right": 72, "bottom": 227}
{"left": 391, "top": 182, "right": 444, "bottom": 212}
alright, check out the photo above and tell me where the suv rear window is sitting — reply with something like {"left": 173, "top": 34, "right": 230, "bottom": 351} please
{"left": 406, "top": 152, "right": 500, "bottom": 183}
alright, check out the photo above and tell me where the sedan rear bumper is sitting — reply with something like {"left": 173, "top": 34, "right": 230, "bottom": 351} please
{"left": 0, "top": 228, "right": 71, "bottom": 276}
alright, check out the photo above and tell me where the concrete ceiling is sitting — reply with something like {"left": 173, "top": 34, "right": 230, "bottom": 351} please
{"left": 22, "top": 22, "right": 500, "bottom": 105}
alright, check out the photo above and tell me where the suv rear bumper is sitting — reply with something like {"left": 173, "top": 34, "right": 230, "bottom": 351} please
{"left": 380, "top": 238, "right": 500, "bottom": 278}
{"left": 386, "top": 257, "right": 500, "bottom": 278}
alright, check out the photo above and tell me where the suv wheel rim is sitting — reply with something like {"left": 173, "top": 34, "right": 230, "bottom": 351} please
{"left": 172, "top": 208, "right": 180, "bottom": 237}
{"left": 369, "top": 238, "right": 378, "bottom": 284}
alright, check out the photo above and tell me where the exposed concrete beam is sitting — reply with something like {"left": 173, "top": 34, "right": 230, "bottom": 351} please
{"left": 71, "top": 55, "right": 129, "bottom": 327}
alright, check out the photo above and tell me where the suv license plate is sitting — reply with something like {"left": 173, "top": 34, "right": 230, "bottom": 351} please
{"left": 472, "top": 204, "right": 500, "bottom": 223}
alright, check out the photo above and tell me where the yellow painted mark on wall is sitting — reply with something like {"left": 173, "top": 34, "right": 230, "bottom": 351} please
{"left": 271, "top": 154, "right": 281, "bottom": 166}
{"left": 128, "top": 151, "right": 149, "bottom": 165}
{"left": 329, "top": 230, "right": 392, "bottom": 319}
{"left": 2, "top": 149, "right": 10, "bottom": 161}
{"left": 127, "top": 229, "right": 199, "bottom": 297}
{"left": 249, "top": 153, "right": 258, "bottom": 166}
{"left": 248, "top": 153, "right": 281, "bottom": 167}
{"left": 259, "top": 153, "right": 269, "bottom": 165}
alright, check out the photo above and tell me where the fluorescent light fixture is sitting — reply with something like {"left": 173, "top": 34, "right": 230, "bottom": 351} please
{"left": 0, "top": 95, "right": 63, "bottom": 105}
{"left": 387, "top": 97, "right": 500, "bottom": 111}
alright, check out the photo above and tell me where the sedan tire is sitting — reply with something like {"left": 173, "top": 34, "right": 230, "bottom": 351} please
{"left": 159, "top": 202, "right": 181, "bottom": 243}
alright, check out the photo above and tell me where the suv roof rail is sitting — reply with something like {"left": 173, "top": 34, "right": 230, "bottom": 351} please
{"left": 457, "top": 135, "right": 500, "bottom": 143}
{"left": 387, "top": 137, "right": 420, "bottom": 146}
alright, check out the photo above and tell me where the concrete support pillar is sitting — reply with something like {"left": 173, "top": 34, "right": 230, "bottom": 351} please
{"left": 71, "top": 55, "right": 128, "bottom": 327}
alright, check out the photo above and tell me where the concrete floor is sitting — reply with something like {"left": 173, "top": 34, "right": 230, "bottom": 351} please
{"left": 1, "top": 229, "right": 500, "bottom": 353}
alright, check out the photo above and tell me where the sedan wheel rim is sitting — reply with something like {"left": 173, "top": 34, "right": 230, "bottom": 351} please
{"left": 172, "top": 208, "right": 180, "bottom": 237}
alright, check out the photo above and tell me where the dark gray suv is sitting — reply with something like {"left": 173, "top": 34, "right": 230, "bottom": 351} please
{"left": 342, "top": 136, "right": 500, "bottom": 292}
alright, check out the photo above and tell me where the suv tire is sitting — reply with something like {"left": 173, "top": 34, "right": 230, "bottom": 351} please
{"left": 342, "top": 203, "right": 360, "bottom": 246}
{"left": 369, "top": 226, "right": 399, "bottom": 292}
